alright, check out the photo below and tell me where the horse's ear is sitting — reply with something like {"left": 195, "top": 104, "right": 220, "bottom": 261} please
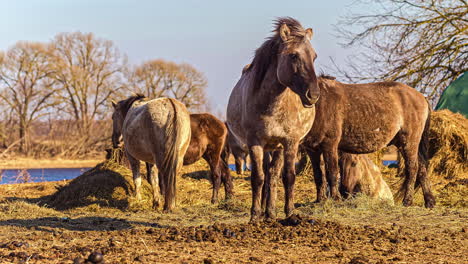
{"left": 279, "top": 23, "right": 291, "bottom": 42}
{"left": 111, "top": 100, "right": 117, "bottom": 108}
{"left": 305, "top": 28, "right": 313, "bottom": 41}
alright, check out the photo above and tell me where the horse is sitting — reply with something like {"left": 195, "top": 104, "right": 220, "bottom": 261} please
{"left": 223, "top": 123, "right": 249, "bottom": 175}
{"left": 339, "top": 152, "right": 394, "bottom": 204}
{"left": 111, "top": 94, "right": 191, "bottom": 212}
{"left": 226, "top": 17, "right": 319, "bottom": 222}
{"left": 301, "top": 76, "right": 435, "bottom": 208}
{"left": 146, "top": 113, "right": 233, "bottom": 204}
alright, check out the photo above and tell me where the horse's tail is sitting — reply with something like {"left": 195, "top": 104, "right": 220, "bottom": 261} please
{"left": 161, "top": 98, "right": 186, "bottom": 211}
{"left": 416, "top": 104, "right": 436, "bottom": 207}
{"left": 416, "top": 106, "right": 431, "bottom": 189}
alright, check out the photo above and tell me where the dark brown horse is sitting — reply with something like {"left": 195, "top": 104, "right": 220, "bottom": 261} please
{"left": 301, "top": 76, "right": 435, "bottom": 208}
{"left": 146, "top": 113, "right": 233, "bottom": 204}
{"left": 227, "top": 17, "right": 319, "bottom": 222}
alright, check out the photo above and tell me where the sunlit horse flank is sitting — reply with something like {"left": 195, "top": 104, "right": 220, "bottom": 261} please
{"left": 111, "top": 94, "right": 191, "bottom": 212}
{"left": 227, "top": 17, "right": 319, "bottom": 222}
{"left": 301, "top": 75, "right": 435, "bottom": 208}
{"left": 146, "top": 113, "right": 234, "bottom": 204}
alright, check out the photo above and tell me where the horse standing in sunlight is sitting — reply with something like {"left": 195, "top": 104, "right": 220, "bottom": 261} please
{"left": 226, "top": 17, "right": 319, "bottom": 222}
{"left": 301, "top": 76, "right": 435, "bottom": 208}
{"left": 112, "top": 94, "right": 191, "bottom": 212}
{"left": 145, "top": 113, "right": 233, "bottom": 204}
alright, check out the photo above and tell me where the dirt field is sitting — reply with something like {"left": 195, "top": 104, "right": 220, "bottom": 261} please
{"left": 0, "top": 160, "right": 466, "bottom": 264}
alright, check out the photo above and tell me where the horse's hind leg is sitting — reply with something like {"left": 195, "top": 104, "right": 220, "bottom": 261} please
{"left": 399, "top": 144, "right": 419, "bottom": 206}
{"left": 308, "top": 149, "right": 327, "bottom": 202}
{"left": 323, "top": 148, "right": 342, "bottom": 200}
{"left": 221, "top": 161, "right": 234, "bottom": 200}
{"left": 146, "top": 162, "right": 161, "bottom": 209}
{"left": 204, "top": 153, "right": 222, "bottom": 204}
{"left": 418, "top": 153, "right": 436, "bottom": 208}
{"left": 127, "top": 153, "right": 142, "bottom": 200}
{"left": 234, "top": 153, "right": 245, "bottom": 175}
{"left": 261, "top": 152, "right": 271, "bottom": 213}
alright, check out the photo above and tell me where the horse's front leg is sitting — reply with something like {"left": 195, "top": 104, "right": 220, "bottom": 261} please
{"left": 307, "top": 149, "right": 327, "bottom": 202}
{"left": 282, "top": 141, "right": 299, "bottom": 217}
{"left": 126, "top": 153, "right": 142, "bottom": 200}
{"left": 265, "top": 149, "right": 284, "bottom": 221}
{"left": 323, "top": 148, "right": 342, "bottom": 200}
{"left": 248, "top": 144, "right": 265, "bottom": 223}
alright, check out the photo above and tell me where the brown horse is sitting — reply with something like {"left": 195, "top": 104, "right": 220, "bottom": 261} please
{"left": 301, "top": 76, "right": 435, "bottom": 208}
{"left": 146, "top": 113, "right": 233, "bottom": 204}
{"left": 339, "top": 152, "right": 394, "bottom": 204}
{"left": 111, "top": 94, "right": 191, "bottom": 212}
{"left": 227, "top": 17, "right": 319, "bottom": 222}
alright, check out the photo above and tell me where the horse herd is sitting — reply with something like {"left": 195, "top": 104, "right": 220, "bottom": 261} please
{"left": 111, "top": 17, "right": 435, "bottom": 222}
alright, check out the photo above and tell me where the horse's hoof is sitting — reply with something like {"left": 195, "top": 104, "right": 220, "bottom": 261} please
{"left": 402, "top": 198, "right": 413, "bottom": 207}
{"left": 264, "top": 215, "right": 276, "bottom": 223}
{"left": 425, "top": 197, "right": 436, "bottom": 208}
{"left": 249, "top": 215, "right": 262, "bottom": 224}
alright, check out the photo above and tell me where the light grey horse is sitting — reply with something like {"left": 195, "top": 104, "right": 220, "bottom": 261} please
{"left": 112, "top": 94, "right": 191, "bottom": 212}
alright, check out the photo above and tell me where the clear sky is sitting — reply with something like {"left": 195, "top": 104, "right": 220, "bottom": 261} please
{"left": 1, "top": 0, "right": 358, "bottom": 115}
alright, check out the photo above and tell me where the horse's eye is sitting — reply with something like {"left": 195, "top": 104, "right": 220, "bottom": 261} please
{"left": 289, "top": 53, "right": 298, "bottom": 60}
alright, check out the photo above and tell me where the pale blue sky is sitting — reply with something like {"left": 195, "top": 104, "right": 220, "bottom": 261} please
{"left": 1, "top": 0, "right": 360, "bottom": 114}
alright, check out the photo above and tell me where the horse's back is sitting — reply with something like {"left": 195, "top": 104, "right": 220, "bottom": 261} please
{"left": 319, "top": 80, "right": 429, "bottom": 153}
{"left": 123, "top": 98, "right": 191, "bottom": 164}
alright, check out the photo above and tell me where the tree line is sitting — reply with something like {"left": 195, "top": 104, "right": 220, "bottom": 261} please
{"left": 0, "top": 32, "right": 208, "bottom": 157}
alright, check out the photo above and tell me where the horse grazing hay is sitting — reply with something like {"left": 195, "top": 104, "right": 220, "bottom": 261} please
{"left": 47, "top": 149, "right": 154, "bottom": 211}
{"left": 340, "top": 153, "right": 394, "bottom": 204}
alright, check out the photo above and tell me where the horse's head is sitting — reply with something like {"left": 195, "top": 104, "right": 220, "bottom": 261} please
{"left": 111, "top": 94, "right": 146, "bottom": 148}
{"left": 111, "top": 100, "right": 125, "bottom": 148}
{"left": 276, "top": 18, "right": 319, "bottom": 108}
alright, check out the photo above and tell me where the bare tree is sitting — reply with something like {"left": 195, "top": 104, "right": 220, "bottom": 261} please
{"left": 335, "top": 0, "right": 467, "bottom": 103}
{"left": 131, "top": 59, "right": 208, "bottom": 111}
{"left": 0, "top": 42, "right": 58, "bottom": 153}
{"left": 51, "top": 32, "right": 126, "bottom": 134}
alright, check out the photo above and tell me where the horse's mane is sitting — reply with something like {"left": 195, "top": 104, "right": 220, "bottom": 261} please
{"left": 319, "top": 73, "right": 336, "bottom": 80}
{"left": 250, "top": 17, "right": 308, "bottom": 90}
{"left": 119, "top": 93, "right": 146, "bottom": 117}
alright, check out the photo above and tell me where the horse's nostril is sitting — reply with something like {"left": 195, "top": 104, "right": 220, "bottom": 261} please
{"left": 306, "top": 90, "right": 312, "bottom": 100}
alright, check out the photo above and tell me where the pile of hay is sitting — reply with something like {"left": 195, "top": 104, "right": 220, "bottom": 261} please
{"left": 47, "top": 150, "right": 154, "bottom": 211}
{"left": 428, "top": 110, "right": 468, "bottom": 180}
{"left": 426, "top": 110, "right": 468, "bottom": 207}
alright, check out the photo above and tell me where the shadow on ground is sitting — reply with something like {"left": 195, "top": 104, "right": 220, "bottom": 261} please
{"left": 0, "top": 216, "right": 157, "bottom": 232}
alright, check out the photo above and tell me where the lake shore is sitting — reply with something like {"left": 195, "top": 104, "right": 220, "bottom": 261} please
{"left": 0, "top": 158, "right": 103, "bottom": 169}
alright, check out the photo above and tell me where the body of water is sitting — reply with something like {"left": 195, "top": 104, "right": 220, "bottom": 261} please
{"left": 0, "top": 160, "right": 397, "bottom": 185}
{"left": 0, "top": 168, "right": 90, "bottom": 185}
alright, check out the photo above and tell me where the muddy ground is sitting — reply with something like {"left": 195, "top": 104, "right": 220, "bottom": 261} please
{"left": 0, "top": 161, "right": 466, "bottom": 263}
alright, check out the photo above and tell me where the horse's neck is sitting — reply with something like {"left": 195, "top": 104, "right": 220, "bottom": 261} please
{"left": 252, "top": 63, "right": 286, "bottom": 101}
